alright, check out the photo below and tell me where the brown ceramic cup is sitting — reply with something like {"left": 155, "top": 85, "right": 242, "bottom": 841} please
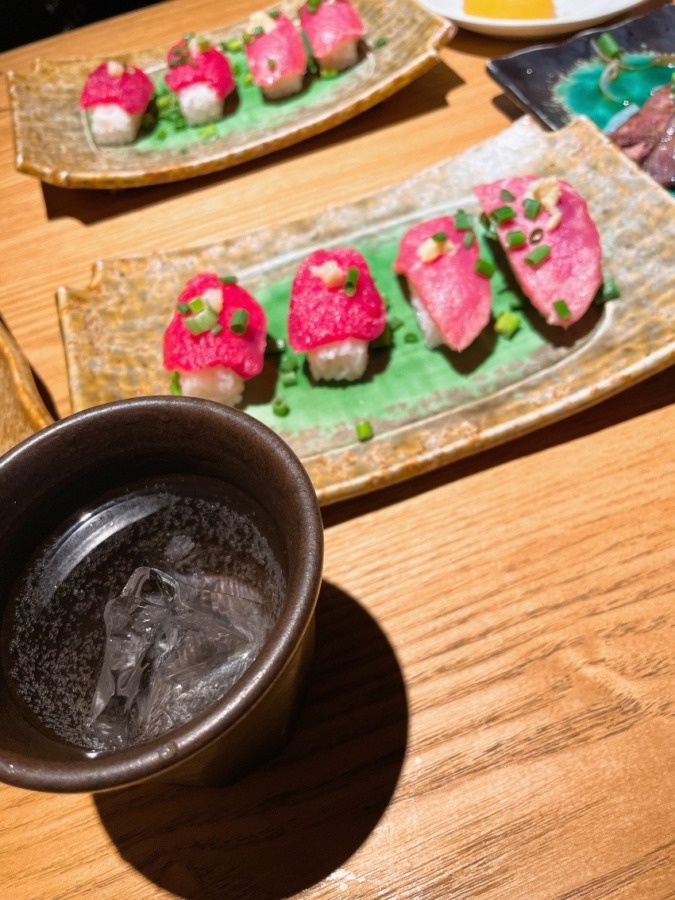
{"left": 0, "top": 397, "right": 323, "bottom": 793}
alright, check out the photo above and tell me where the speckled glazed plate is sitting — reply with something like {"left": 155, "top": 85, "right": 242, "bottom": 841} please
{"left": 6, "top": 0, "right": 453, "bottom": 190}
{"left": 418, "top": 0, "right": 648, "bottom": 39}
{"left": 487, "top": 5, "right": 675, "bottom": 129}
{"left": 0, "top": 317, "right": 54, "bottom": 458}
{"left": 58, "top": 117, "right": 675, "bottom": 505}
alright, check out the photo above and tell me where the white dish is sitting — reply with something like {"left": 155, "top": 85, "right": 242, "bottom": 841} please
{"left": 418, "top": 0, "right": 650, "bottom": 38}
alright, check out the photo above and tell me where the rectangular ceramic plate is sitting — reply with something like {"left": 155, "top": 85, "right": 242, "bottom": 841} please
{"left": 487, "top": 5, "right": 675, "bottom": 130}
{"left": 0, "top": 318, "right": 54, "bottom": 458}
{"left": 6, "top": 0, "right": 452, "bottom": 190}
{"left": 58, "top": 117, "right": 675, "bottom": 505}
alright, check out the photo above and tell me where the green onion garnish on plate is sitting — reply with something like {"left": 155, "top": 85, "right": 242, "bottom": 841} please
{"left": 523, "top": 198, "right": 542, "bottom": 220}
{"left": 229, "top": 308, "right": 249, "bottom": 334}
{"left": 553, "top": 299, "right": 572, "bottom": 319}
{"left": 355, "top": 420, "right": 373, "bottom": 442}
{"left": 474, "top": 258, "right": 496, "bottom": 277}
{"left": 524, "top": 245, "right": 550, "bottom": 267}
{"left": 506, "top": 230, "right": 526, "bottom": 248}
{"left": 494, "top": 310, "right": 521, "bottom": 338}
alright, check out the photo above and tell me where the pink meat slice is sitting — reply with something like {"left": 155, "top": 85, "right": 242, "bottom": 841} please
{"left": 393, "top": 215, "right": 492, "bottom": 352}
{"left": 245, "top": 14, "right": 307, "bottom": 86}
{"left": 163, "top": 272, "right": 267, "bottom": 379}
{"left": 165, "top": 41, "right": 235, "bottom": 98}
{"left": 288, "top": 248, "right": 386, "bottom": 351}
{"left": 299, "top": 0, "right": 365, "bottom": 60}
{"left": 80, "top": 63, "right": 154, "bottom": 114}
{"left": 473, "top": 177, "right": 602, "bottom": 327}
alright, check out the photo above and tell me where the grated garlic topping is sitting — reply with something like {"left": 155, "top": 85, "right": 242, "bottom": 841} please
{"left": 106, "top": 60, "right": 125, "bottom": 78}
{"left": 526, "top": 177, "right": 562, "bottom": 231}
{"left": 310, "top": 260, "right": 346, "bottom": 288}
{"left": 202, "top": 287, "right": 224, "bottom": 314}
{"left": 417, "top": 236, "right": 456, "bottom": 264}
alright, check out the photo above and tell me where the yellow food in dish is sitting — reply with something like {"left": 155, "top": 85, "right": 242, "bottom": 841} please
{"left": 464, "top": 0, "right": 555, "bottom": 18}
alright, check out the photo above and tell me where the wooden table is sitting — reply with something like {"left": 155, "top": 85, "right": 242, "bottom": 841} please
{"left": 1, "top": 1, "right": 673, "bottom": 897}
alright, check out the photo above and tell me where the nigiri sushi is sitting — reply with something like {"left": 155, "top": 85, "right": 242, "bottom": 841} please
{"left": 299, "top": 0, "right": 365, "bottom": 72}
{"left": 288, "top": 247, "right": 386, "bottom": 382}
{"left": 244, "top": 10, "right": 308, "bottom": 100}
{"left": 393, "top": 215, "right": 492, "bottom": 352}
{"left": 163, "top": 272, "right": 267, "bottom": 406}
{"left": 473, "top": 176, "right": 603, "bottom": 327}
{"left": 164, "top": 35, "right": 236, "bottom": 126}
{"left": 80, "top": 61, "right": 154, "bottom": 146}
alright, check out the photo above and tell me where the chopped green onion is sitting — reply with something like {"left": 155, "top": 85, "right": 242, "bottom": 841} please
{"left": 188, "top": 297, "right": 205, "bottom": 313}
{"left": 404, "top": 331, "right": 419, "bottom": 343}
{"left": 307, "top": 0, "right": 322, "bottom": 12}
{"left": 281, "top": 371, "right": 297, "bottom": 387}
{"left": 479, "top": 212, "right": 497, "bottom": 237}
{"left": 491, "top": 205, "right": 516, "bottom": 224}
{"left": 597, "top": 31, "right": 622, "bottom": 59}
{"left": 220, "top": 274, "right": 238, "bottom": 284}
{"left": 529, "top": 227, "right": 544, "bottom": 244}
{"left": 523, "top": 198, "right": 542, "bottom": 220}
{"left": 494, "top": 310, "right": 521, "bottom": 338}
{"left": 280, "top": 355, "right": 298, "bottom": 373}
{"left": 432, "top": 231, "right": 448, "bottom": 243}
{"left": 254, "top": 26, "right": 264, "bottom": 36}
{"left": 177, "top": 302, "right": 190, "bottom": 314}
{"left": 320, "top": 68, "right": 339, "bottom": 78}
{"left": 463, "top": 232, "right": 475, "bottom": 248}
{"left": 268, "top": 58, "right": 276, "bottom": 70}
{"left": 344, "top": 266, "right": 360, "bottom": 296}
{"left": 355, "top": 420, "right": 373, "bottom": 442}
{"left": 500, "top": 188, "right": 516, "bottom": 202}
{"left": 506, "top": 230, "right": 526, "bottom": 248}
{"left": 185, "top": 305, "right": 218, "bottom": 335}
{"left": 269, "top": 9, "right": 281, "bottom": 18}
{"left": 374, "top": 35, "right": 388, "bottom": 48}
{"left": 602, "top": 278, "right": 621, "bottom": 301}
{"left": 553, "top": 299, "right": 571, "bottom": 319}
{"left": 474, "top": 258, "right": 496, "bottom": 277}
{"left": 524, "top": 245, "right": 551, "bottom": 267}
{"left": 243, "top": 73, "right": 253, "bottom": 85}
{"left": 169, "top": 371, "right": 182, "bottom": 396}
{"left": 224, "top": 37, "right": 243, "bottom": 52}
{"left": 388, "top": 315, "right": 403, "bottom": 331}
{"left": 229, "top": 308, "right": 249, "bottom": 334}
{"left": 211, "top": 323, "right": 223, "bottom": 336}
{"left": 199, "top": 124, "right": 218, "bottom": 140}
{"left": 272, "top": 396, "right": 289, "bottom": 416}
{"left": 454, "top": 209, "right": 473, "bottom": 231}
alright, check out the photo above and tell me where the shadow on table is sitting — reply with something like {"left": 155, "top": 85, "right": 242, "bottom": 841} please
{"left": 94, "top": 580, "right": 409, "bottom": 900}
{"left": 40, "top": 59, "right": 463, "bottom": 227}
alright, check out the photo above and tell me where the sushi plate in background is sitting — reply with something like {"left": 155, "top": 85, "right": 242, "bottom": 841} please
{"left": 417, "top": 0, "right": 650, "bottom": 39}
{"left": 0, "top": 316, "right": 54, "bottom": 458}
{"left": 6, "top": 0, "right": 453, "bottom": 190}
{"left": 487, "top": 5, "right": 675, "bottom": 130}
{"left": 57, "top": 116, "right": 675, "bottom": 505}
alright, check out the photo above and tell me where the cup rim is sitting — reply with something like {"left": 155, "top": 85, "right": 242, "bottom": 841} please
{"left": 0, "top": 396, "right": 323, "bottom": 793}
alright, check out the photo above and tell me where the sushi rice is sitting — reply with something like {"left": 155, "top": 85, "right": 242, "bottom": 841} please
{"left": 89, "top": 105, "right": 144, "bottom": 146}
{"left": 176, "top": 82, "right": 224, "bottom": 127}
{"left": 410, "top": 293, "right": 444, "bottom": 349}
{"left": 307, "top": 337, "right": 369, "bottom": 382}
{"left": 178, "top": 366, "right": 244, "bottom": 406}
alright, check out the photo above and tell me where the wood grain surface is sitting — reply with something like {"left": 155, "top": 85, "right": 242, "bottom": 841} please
{"left": 0, "top": 1, "right": 673, "bottom": 898}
